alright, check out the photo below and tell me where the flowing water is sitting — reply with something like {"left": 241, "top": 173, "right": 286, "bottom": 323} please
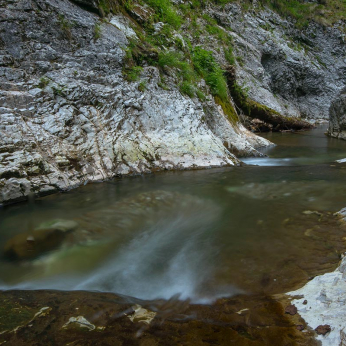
{"left": 1, "top": 125, "right": 346, "bottom": 303}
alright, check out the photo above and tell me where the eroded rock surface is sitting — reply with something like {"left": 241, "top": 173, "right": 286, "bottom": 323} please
{"left": 328, "top": 88, "right": 346, "bottom": 140}
{"left": 209, "top": 3, "right": 346, "bottom": 121}
{"left": 0, "top": 0, "right": 271, "bottom": 205}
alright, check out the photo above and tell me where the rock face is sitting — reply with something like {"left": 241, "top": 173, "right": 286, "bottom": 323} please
{"left": 210, "top": 3, "right": 346, "bottom": 120}
{"left": 328, "top": 88, "right": 346, "bottom": 140}
{"left": 1, "top": 0, "right": 345, "bottom": 205}
{"left": 0, "top": 0, "right": 271, "bottom": 205}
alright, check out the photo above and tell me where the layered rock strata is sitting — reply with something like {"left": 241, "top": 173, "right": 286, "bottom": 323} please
{"left": 0, "top": 0, "right": 270, "bottom": 205}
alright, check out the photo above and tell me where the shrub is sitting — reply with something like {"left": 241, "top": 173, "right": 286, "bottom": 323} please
{"left": 180, "top": 81, "right": 195, "bottom": 97}
{"left": 94, "top": 22, "right": 102, "bottom": 40}
{"left": 192, "top": 47, "right": 228, "bottom": 102}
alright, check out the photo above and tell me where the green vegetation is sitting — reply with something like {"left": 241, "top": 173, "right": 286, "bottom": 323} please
{"left": 124, "top": 65, "right": 143, "bottom": 81}
{"left": 145, "top": 0, "right": 182, "bottom": 29}
{"left": 138, "top": 80, "right": 147, "bottom": 91}
{"left": 58, "top": 14, "right": 73, "bottom": 40}
{"left": 192, "top": 47, "right": 228, "bottom": 101}
{"left": 94, "top": 22, "right": 102, "bottom": 40}
{"left": 91, "top": 0, "right": 345, "bottom": 129}
{"left": 179, "top": 81, "right": 195, "bottom": 97}
{"left": 38, "top": 77, "right": 50, "bottom": 89}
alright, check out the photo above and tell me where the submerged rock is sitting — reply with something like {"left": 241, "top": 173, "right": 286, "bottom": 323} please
{"left": 127, "top": 304, "right": 156, "bottom": 325}
{"left": 3, "top": 219, "right": 78, "bottom": 260}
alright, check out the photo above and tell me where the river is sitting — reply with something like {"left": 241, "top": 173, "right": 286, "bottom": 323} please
{"left": 1, "top": 125, "right": 346, "bottom": 304}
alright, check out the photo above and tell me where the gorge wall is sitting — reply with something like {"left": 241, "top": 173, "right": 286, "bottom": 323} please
{"left": 0, "top": 0, "right": 345, "bottom": 205}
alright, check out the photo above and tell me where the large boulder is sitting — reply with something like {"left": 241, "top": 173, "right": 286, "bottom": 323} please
{"left": 328, "top": 88, "right": 346, "bottom": 140}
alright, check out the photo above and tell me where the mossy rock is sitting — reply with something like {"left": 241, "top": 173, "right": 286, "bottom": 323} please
{"left": 0, "top": 300, "right": 37, "bottom": 334}
{"left": 224, "top": 66, "right": 314, "bottom": 131}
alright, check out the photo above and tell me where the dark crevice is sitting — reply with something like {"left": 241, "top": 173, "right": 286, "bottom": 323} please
{"left": 69, "top": 0, "right": 101, "bottom": 15}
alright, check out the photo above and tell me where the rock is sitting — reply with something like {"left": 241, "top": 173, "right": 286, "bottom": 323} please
{"left": 213, "top": 3, "right": 346, "bottom": 121}
{"left": 315, "top": 325, "right": 331, "bottom": 336}
{"left": 36, "top": 219, "right": 79, "bottom": 232}
{"left": 285, "top": 304, "right": 297, "bottom": 315}
{"left": 288, "top": 250, "right": 346, "bottom": 345}
{"left": 336, "top": 158, "right": 346, "bottom": 163}
{"left": 3, "top": 219, "right": 77, "bottom": 260}
{"left": 127, "top": 304, "right": 156, "bottom": 325}
{"left": 0, "top": 0, "right": 272, "bottom": 206}
{"left": 70, "top": 0, "right": 100, "bottom": 13}
{"left": 328, "top": 88, "right": 346, "bottom": 140}
{"left": 62, "top": 316, "right": 96, "bottom": 331}
{"left": 296, "top": 325, "right": 305, "bottom": 331}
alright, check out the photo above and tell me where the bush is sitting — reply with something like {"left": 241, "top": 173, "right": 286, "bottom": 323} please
{"left": 180, "top": 81, "right": 195, "bottom": 97}
{"left": 192, "top": 47, "right": 228, "bottom": 102}
{"left": 94, "top": 22, "right": 101, "bottom": 40}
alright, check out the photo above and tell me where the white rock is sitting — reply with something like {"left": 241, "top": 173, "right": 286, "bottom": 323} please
{"left": 288, "top": 254, "right": 346, "bottom": 346}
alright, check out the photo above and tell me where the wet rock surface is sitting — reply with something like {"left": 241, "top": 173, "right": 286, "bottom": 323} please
{"left": 288, "top": 209, "right": 346, "bottom": 346}
{"left": 0, "top": 290, "right": 319, "bottom": 346}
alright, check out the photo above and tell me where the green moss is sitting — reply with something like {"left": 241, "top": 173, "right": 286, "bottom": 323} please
{"left": 0, "top": 300, "right": 37, "bottom": 333}
{"left": 196, "top": 88, "right": 206, "bottom": 101}
{"left": 224, "top": 46, "right": 236, "bottom": 65}
{"left": 214, "top": 95, "right": 239, "bottom": 124}
{"left": 138, "top": 80, "right": 147, "bottom": 91}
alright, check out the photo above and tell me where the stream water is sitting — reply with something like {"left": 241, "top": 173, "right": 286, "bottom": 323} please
{"left": 1, "top": 125, "right": 346, "bottom": 303}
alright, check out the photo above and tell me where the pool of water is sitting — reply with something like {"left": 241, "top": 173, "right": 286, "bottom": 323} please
{"left": 243, "top": 124, "right": 346, "bottom": 166}
{"left": 1, "top": 125, "right": 346, "bottom": 303}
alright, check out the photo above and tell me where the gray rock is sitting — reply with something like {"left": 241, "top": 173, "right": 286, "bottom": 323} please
{"left": 328, "top": 88, "right": 346, "bottom": 140}
{"left": 0, "top": 0, "right": 271, "bottom": 205}
{"left": 208, "top": 3, "right": 346, "bottom": 121}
